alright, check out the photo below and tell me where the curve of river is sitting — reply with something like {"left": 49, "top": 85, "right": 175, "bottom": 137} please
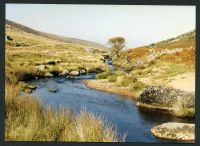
{"left": 27, "top": 73, "right": 194, "bottom": 142}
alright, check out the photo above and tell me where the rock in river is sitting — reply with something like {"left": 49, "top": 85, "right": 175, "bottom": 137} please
{"left": 151, "top": 122, "right": 195, "bottom": 141}
{"left": 136, "top": 86, "right": 195, "bottom": 117}
{"left": 26, "top": 85, "right": 37, "bottom": 90}
{"left": 48, "top": 87, "right": 59, "bottom": 93}
{"left": 59, "top": 69, "right": 69, "bottom": 76}
{"left": 69, "top": 71, "right": 80, "bottom": 76}
{"left": 45, "top": 72, "right": 54, "bottom": 77}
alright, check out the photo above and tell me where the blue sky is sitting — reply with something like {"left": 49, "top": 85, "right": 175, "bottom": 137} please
{"left": 6, "top": 4, "right": 195, "bottom": 48}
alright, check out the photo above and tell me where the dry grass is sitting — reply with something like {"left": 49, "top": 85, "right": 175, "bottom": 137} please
{"left": 84, "top": 80, "right": 141, "bottom": 99}
{"left": 5, "top": 23, "right": 108, "bottom": 85}
{"left": 5, "top": 24, "right": 125, "bottom": 142}
{"left": 160, "top": 48, "right": 195, "bottom": 65}
{"left": 5, "top": 84, "right": 126, "bottom": 142}
{"left": 126, "top": 47, "right": 150, "bottom": 59}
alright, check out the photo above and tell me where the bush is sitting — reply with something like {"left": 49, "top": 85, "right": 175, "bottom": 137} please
{"left": 115, "top": 75, "right": 137, "bottom": 87}
{"left": 108, "top": 75, "right": 117, "bottom": 82}
{"left": 96, "top": 70, "right": 112, "bottom": 79}
{"left": 148, "top": 60, "right": 156, "bottom": 66}
{"left": 133, "top": 81, "right": 145, "bottom": 91}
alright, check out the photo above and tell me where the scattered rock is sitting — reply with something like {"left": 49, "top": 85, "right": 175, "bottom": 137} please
{"left": 136, "top": 86, "right": 195, "bottom": 117}
{"left": 55, "top": 78, "right": 65, "bottom": 83}
{"left": 45, "top": 60, "right": 56, "bottom": 65}
{"left": 35, "top": 64, "right": 46, "bottom": 70}
{"left": 5, "top": 35, "right": 13, "bottom": 41}
{"left": 45, "top": 72, "right": 54, "bottom": 77}
{"left": 27, "top": 85, "right": 37, "bottom": 90}
{"left": 80, "top": 69, "right": 87, "bottom": 74}
{"left": 66, "top": 76, "right": 75, "bottom": 80}
{"left": 151, "top": 122, "right": 195, "bottom": 141}
{"left": 48, "top": 87, "right": 59, "bottom": 93}
{"left": 85, "top": 47, "right": 94, "bottom": 53}
{"left": 59, "top": 69, "right": 69, "bottom": 76}
{"left": 69, "top": 71, "right": 80, "bottom": 76}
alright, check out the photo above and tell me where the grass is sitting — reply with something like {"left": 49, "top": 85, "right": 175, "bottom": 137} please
{"left": 5, "top": 84, "right": 126, "bottom": 142}
{"left": 115, "top": 75, "right": 138, "bottom": 87}
{"left": 155, "top": 63, "right": 192, "bottom": 80}
{"left": 6, "top": 23, "right": 108, "bottom": 84}
{"left": 5, "top": 23, "right": 126, "bottom": 142}
{"left": 96, "top": 70, "right": 113, "bottom": 79}
{"left": 107, "top": 75, "right": 117, "bottom": 82}
{"left": 128, "top": 81, "right": 146, "bottom": 91}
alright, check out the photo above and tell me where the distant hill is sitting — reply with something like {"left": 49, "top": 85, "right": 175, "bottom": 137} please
{"left": 146, "top": 30, "right": 195, "bottom": 48}
{"left": 6, "top": 19, "right": 107, "bottom": 49}
{"left": 118, "top": 30, "right": 196, "bottom": 69}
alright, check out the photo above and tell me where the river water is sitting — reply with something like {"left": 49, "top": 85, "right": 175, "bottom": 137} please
{"left": 27, "top": 73, "right": 194, "bottom": 142}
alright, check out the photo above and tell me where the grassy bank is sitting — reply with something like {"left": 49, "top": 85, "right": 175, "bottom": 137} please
{"left": 5, "top": 83, "right": 126, "bottom": 142}
{"left": 84, "top": 79, "right": 141, "bottom": 99}
{"left": 5, "top": 22, "right": 126, "bottom": 142}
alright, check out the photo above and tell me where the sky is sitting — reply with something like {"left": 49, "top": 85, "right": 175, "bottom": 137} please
{"left": 6, "top": 4, "right": 195, "bottom": 48}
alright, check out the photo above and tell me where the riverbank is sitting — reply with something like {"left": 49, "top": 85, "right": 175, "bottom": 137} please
{"left": 84, "top": 79, "right": 141, "bottom": 99}
{"left": 5, "top": 22, "right": 126, "bottom": 142}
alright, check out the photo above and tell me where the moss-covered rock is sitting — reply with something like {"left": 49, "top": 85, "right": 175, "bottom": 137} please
{"left": 136, "top": 86, "right": 195, "bottom": 117}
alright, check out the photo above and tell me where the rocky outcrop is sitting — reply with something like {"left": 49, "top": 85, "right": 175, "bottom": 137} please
{"left": 136, "top": 86, "right": 195, "bottom": 117}
{"left": 151, "top": 122, "right": 195, "bottom": 141}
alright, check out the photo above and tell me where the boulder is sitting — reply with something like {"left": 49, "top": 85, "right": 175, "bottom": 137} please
{"left": 80, "top": 69, "right": 87, "bottom": 74}
{"left": 151, "top": 122, "right": 195, "bottom": 141}
{"left": 59, "top": 69, "right": 69, "bottom": 76}
{"left": 48, "top": 87, "right": 59, "bottom": 93}
{"left": 45, "top": 72, "right": 54, "bottom": 77}
{"left": 136, "top": 86, "right": 195, "bottom": 117}
{"left": 69, "top": 71, "right": 80, "bottom": 76}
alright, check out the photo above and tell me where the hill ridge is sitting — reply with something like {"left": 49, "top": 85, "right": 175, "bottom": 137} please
{"left": 6, "top": 19, "right": 107, "bottom": 49}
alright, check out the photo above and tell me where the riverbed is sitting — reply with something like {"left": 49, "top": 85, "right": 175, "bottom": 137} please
{"left": 26, "top": 73, "right": 194, "bottom": 142}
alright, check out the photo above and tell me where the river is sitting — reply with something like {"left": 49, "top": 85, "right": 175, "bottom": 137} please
{"left": 26, "top": 73, "right": 194, "bottom": 142}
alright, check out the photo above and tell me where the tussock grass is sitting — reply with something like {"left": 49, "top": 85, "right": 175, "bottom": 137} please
{"left": 5, "top": 23, "right": 125, "bottom": 142}
{"left": 115, "top": 75, "right": 137, "bottom": 87}
{"left": 96, "top": 70, "right": 113, "bottom": 79}
{"left": 155, "top": 63, "right": 191, "bottom": 80}
{"left": 5, "top": 84, "right": 126, "bottom": 142}
{"left": 108, "top": 75, "right": 117, "bottom": 82}
{"left": 128, "top": 81, "right": 145, "bottom": 91}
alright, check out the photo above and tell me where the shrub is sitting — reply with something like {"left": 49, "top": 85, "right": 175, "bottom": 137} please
{"left": 148, "top": 60, "right": 156, "bottom": 66}
{"left": 128, "top": 81, "right": 145, "bottom": 91}
{"left": 133, "top": 81, "right": 145, "bottom": 91}
{"left": 115, "top": 75, "right": 137, "bottom": 87}
{"left": 96, "top": 70, "right": 112, "bottom": 79}
{"left": 108, "top": 75, "right": 117, "bottom": 82}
